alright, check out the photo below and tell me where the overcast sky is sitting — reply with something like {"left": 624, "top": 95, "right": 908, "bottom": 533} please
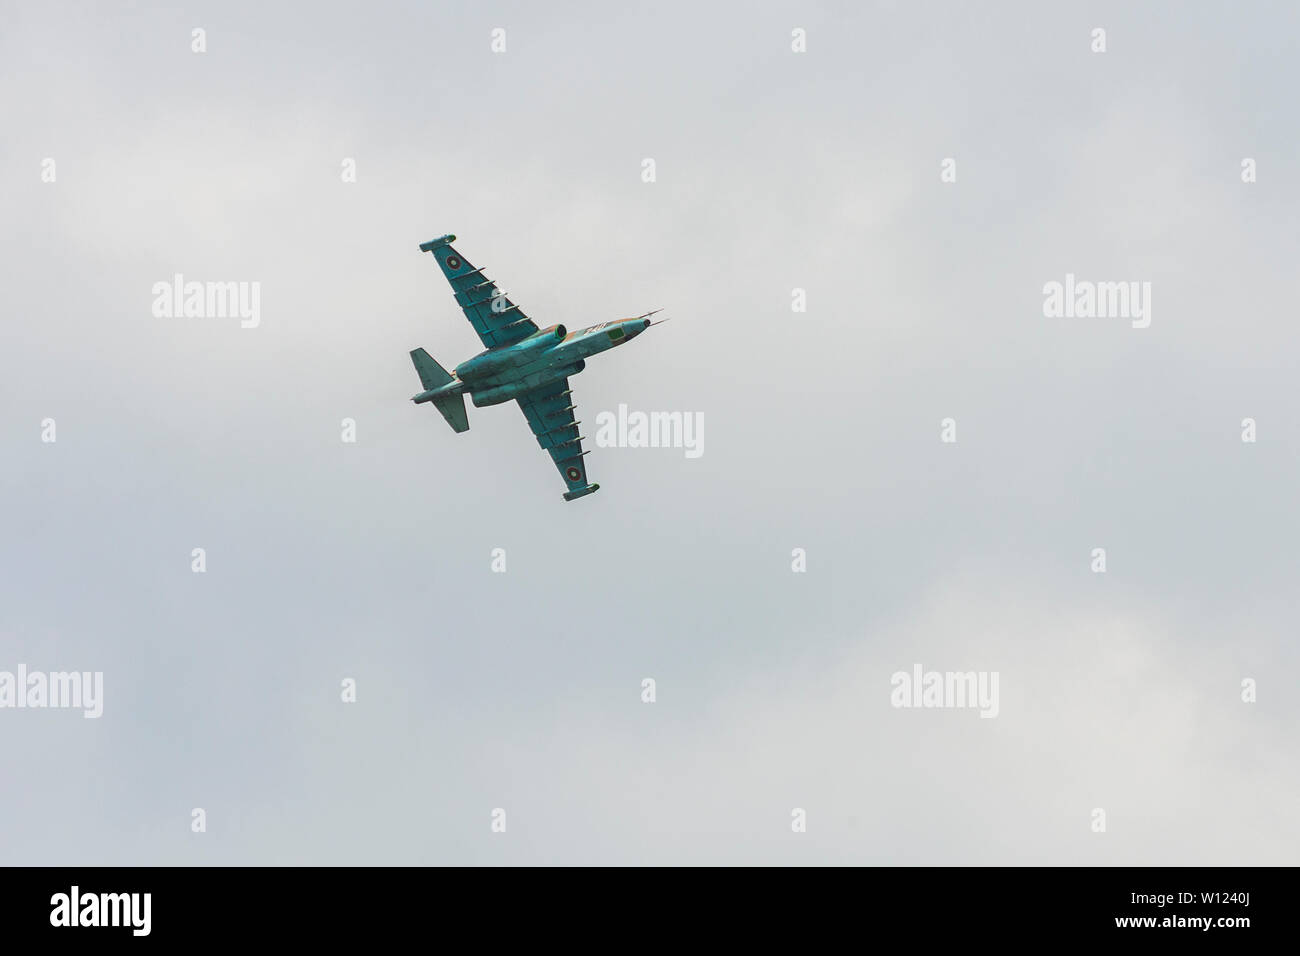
{"left": 2, "top": 0, "right": 1297, "bottom": 864}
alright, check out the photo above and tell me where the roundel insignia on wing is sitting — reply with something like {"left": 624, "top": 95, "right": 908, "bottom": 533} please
{"left": 566, "top": 466, "right": 582, "bottom": 482}
{"left": 445, "top": 255, "right": 461, "bottom": 270}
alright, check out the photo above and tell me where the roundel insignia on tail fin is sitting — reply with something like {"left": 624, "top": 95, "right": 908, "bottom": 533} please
{"left": 565, "top": 466, "right": 582, "bottom": 482}
{"left": 445, "top": 255, "right": 461, "bottom": 270}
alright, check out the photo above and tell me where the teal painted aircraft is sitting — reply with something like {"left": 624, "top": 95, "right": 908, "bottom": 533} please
{"left": 409, "top": 234, "right": 663, "bottom": 501}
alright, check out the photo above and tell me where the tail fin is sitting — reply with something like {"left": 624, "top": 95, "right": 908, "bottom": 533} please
{"left": 410, "top": 348, "right": 453, "bottom": 390}
{"left": 410, "top": 348, "right": 469, "bottom": 433}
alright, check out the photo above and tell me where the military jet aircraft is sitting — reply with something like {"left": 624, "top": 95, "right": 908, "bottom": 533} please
{"left": 409, "top": 234, "right": 662, "bottom": 501}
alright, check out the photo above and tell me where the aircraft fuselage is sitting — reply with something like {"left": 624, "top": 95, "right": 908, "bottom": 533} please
{"left": 412, "top": 316, "right": 651, "bottom": 408}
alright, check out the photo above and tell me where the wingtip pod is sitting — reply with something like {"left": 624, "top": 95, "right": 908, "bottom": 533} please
{"left": 418, "top": 234, "right": 457, "bottom": 252}
{"left": 562, "top": 483, "right": 600, "bottom": 502}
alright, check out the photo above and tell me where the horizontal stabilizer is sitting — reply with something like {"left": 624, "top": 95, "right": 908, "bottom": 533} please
{"left": 410, "top": 348, "right": 467, "bottom": 432}
{"left": 433, "top": 393, "right": 470, "bottom": 433}
{"left": 410, "top": 348, "right": 453, "bottom": 390}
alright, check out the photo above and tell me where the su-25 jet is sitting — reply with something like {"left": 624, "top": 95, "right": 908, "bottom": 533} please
{"left": 409, "top": 234, "right": 663, "bottom": 501}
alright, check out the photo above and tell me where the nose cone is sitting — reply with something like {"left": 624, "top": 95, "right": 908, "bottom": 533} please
{"left": 616, "top": 318, "right": 648, "bottom": 340}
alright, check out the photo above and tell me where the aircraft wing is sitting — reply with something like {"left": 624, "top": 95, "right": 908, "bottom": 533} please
{"left": 516, "top": 379, "right": 600, "bottom": 501}
{"left": 419, "top": 235, "right": 539, "bottom": 349}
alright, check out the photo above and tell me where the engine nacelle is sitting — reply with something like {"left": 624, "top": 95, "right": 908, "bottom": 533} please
{"left": 471, "top": 363, "right": 584, "bottom": 407}
{"left": 457, "top": 325, "right": 567, "bottom": 382}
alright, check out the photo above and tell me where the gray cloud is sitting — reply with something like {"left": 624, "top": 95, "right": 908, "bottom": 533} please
{"left": 1, "top": 0, "right": 1297, "bottom": 864}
